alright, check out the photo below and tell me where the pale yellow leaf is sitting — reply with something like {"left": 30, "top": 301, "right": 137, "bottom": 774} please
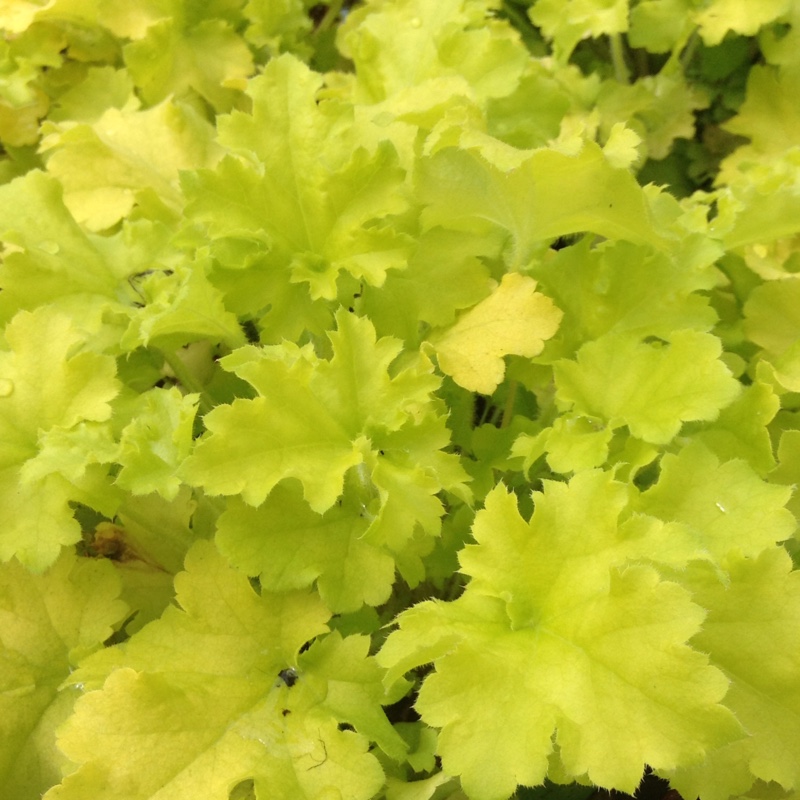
{"left": 430, "top": 273, "right": 562, "bottom": 394}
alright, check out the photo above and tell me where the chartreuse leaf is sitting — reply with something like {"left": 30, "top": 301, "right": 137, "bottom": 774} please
{"left": 528, "top": 0, "right": 628, "bottom": 61}
{"left": 379, "top": 473, "right": 742, "bottom": 800}
{"left": 115, "top": 387, "right": 199, "bottom": 501}
{"left": 0, "top": 307, "right": 119, "bottom": 570}
{"left": 637, "top": 441, "right": 795, "bottom": 562}
{"left": 0, "top": 170, "right": 122, "bottom": 320}
{"left": 120, "top": 257, "right": 246, "bottom": 351}
{"left": 182, "top": 308, "right": 462, "bottom": 508}
{"left": 428, "top": 273, "right": 562, "bottom": 394}
{"left": 360, "top": 227, "right": 493, "bottom": 342}
{"left": 184, "top": 54, "right": 411, "bottom": 305}
{"left": 41, "top": 96, "right": 221, "bottom": 230}
{"left": 692, "top": 380, "right": 781, "bottom": 477}
{"left": 336, "top": 0, "right": 528, "bottom": 104}
{"left": 535, "top": 237, "right": 718, "bottom": 358}
{"left": 512, "top": 413, "right": 613, "bottom": 475}
{"left": 628, "top": 0, "right": 693, "bottom": 53}
{"left": 216, "top": 483, "right": 395, "bottom": 613}
{"left": 0, "top": 550, "right": 127, "bottom": 800}
{"left": 241, "top": 0, "right": 312, "bottom": 54}
{"left": 51, "top": 541, "right": 395, "bottom": 800}
{"left": 664, "top": 548, "right": 800, "bottom": 800}
{"left": 596, "top": 71, "right": 708, "bottom": 162}
{"left": 744, "top": 281, "right": 800, "bottom": 393}
{"left": 554, "top": 330, "right": 740, "bottom": 444}
{"left": 115, "top": 487, "right": 202, "bottom": 577}
{"left": 186, "top": 310, "right": 467, "bottom": 588}
{"left": 102, "top": 0, "right": 253, "bottom": 111}
{"left": 693, "top": 0, "right": 792, "bottom": 45}
{"left": 417, "top": 141, "right": 669, "bottom": 272}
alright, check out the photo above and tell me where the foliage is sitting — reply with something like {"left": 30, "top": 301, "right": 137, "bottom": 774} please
{"left": 0, "top": 1, "right": 799, "bottom": 799}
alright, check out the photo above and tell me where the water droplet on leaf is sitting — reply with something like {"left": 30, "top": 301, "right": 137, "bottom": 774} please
{"left": 39, "top": 240, "right": 59, "bottom": 255}
{"left": 0, "top": 379, "right": 14, "bottom": 397}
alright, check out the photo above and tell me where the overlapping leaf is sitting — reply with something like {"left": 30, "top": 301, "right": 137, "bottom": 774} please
{"left": 637, "top": 442, "right": 795, "bottom": 562}
{"left": 416, "top": 140, "right": 670, "bottom": 272}
{"left": 49, "top": 541, "right": 399, "bottom": 800}
{"left": 429, "top": 272, "right": 562, "bottom": 394}
{"left": 665, "top": 548, "right": 800, "bottom": 799}
{"left": 379, "top": 473, "right": 742, "bottom": 800}
{"left": 183, "top": 53, "right": 412, "bottom": 308}
{"left": 0, "top": 551, "right": 127, "bottom": 800}
{"left": 554, "top": 330, "right": 740, "bottom": 444}
{"left": 41, "top": 96, "right": 221, "bottom": 230}
{"left": 182, "top": 311, "right": 466, "bottom": 536}
{"left": 0, "top": 307, "right": 120, "bottom": 570}
{"left": 337, "top": 0, "right": 528, "bottom": 105}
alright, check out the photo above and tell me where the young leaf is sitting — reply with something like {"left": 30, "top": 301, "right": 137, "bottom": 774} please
{"left": 115, "top": 387, "right": 200, "bottom": 501}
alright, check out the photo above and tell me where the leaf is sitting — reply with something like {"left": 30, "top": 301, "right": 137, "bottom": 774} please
{"left": 115, "top": 387, "right": 200, "bottom": 500}
{"left": 184, "top": 53, "right": 412, "bottom": 302}
{"left": 216, "top": 484, "right": 396, "bottom": 613}
{"left": 744, "top": 280, "right": 800, "bottom": 392}
{"left": 554, "top": 330, "right": 741, "bottom": 444}
{"left": 692, "top": 380, "right": 781, "bottom": 477}
{"left": 666, "top": 548, "right": 800, "bottom": 799}
{"left": 337, "top": 0, "right": 528, "bottom": 104}
{"left": 529, "top": 0, "right": 628, "bottom": 61}
{"left": 0, "top": 307, "right": 120, "bottom": 570}
{"left": 379, "top": 474, "right": 742, "bottom": 799}
{"left": 120, "top": 258, "right": 246, "bottom": 351}
{"left": 360, "top": 227, "right": 492, "bottom": 342}
{"left": 50, "top": 541, "right": 392, "bottom": 800}
{"left": 182, "top": 310, "right": 452, "bottom": 513}
{"left": 429, "top": 273, "right": 562, "bottom": 394}
{"left": 120, "top": 10, "right": 253, "bottom": 110}
{"left": 535, "top": 238, "right": 718, "bottom": 359}
{"left": 0, "top": 171, "right": 122, "bottom": 320}
{"left": 0, "top": 551, "right": 127, "bottom": 800}
{"left": 416, "top": 141, "right": 670, "bottom": 272}
{"left": 694, "top": 0, "right": 792, "bottom": 45}
{"left": 41, "top": 96, "right": 221, "bottom": 230}
{"left": 638, "top": 441, "right": 795, "bottom": 563}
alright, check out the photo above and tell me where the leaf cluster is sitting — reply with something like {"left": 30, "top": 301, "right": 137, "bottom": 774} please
{"left": 1, "top": 2, "right": 800, "bottom": 800}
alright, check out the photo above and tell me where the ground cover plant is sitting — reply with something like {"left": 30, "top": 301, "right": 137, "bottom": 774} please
{"left": 1, "top": 1, "right": 800, "bottom": 798}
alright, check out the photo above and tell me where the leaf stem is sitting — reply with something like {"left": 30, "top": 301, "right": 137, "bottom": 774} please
{"left": 609, "top": 33, "right": 631, "bottom": 84}
{"left": 313, "top": 0, "right": 344, "bottom": 37}
{"left": 500, "top": 380, "right": 518, "bottom": 429}
{"left": 679, "top": 29, "right": 700, "bottom": 72}
{"left": 159, "top": 349, "right": 214, "bottom": 416}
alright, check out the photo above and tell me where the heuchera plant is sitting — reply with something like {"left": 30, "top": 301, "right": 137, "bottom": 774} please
{"left": 1, "top": 1, "right": 800, "bottom": 799}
